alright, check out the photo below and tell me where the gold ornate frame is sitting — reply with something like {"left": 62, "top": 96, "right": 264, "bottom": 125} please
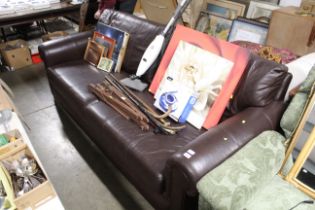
{"left": 206, "top": 0, "right": 246, "bottom": 19}
{"left": 139, "top": 0, "right": 177, "bottom": 24}
{"left": 283, "top": 90, "right": 315, "bottom": 199}
{"left": 279, "top": 88, "right": 315, "bottom": 174}
{"left": 286, "top": 127, "right": 315, "bottom": 198}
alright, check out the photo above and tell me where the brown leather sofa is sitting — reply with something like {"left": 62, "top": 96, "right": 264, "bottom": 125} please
{"left": 39, "top": 10, "right": 292, "bottom": 210}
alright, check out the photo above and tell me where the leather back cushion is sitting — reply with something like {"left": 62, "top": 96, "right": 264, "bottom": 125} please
{"left": 99, "top": 9, "right": 163, "bottom": 77}
{"left": 226, "top": 54, "right": 289, "bottom": 115}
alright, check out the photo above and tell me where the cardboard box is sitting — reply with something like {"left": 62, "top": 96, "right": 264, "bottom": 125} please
{"left": 0, "top": 39, "right": 32, "bottom": 70}
{"left": 0, "top": 129, "right": 23, "bottom": 156}
{"left": 42, "top": 31, "right": 68, "bottom": 42}
{"left": 0, "top": 142, "right": 56, "bottom": 210}
{"left": 267, "top": 6, "right": 315, "bottom": 56}
{"left": 15, "top": 181, "right": 56, "bottom": 210}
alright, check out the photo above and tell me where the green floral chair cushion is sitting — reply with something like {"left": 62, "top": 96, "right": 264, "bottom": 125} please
{"left": 281, "top": 65, "right": 315, "bottom": 139}
{"left": 197, "top": 131, "right": 285, "bottom": 210}
{"left": 197, "top": 66, "right": 315, "bottom": 210}
{"left": 280, "top": 93, "right": 309, "bottom": 138}
{"left": 300, "top": 66, "right": 315, "bottom": 93}
{"left": 244, "top": 176, "right": 314, "bottom": 210}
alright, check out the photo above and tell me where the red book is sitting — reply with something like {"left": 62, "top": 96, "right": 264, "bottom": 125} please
{"left": 149, "top": 25, "right": 249, "bottom": 129}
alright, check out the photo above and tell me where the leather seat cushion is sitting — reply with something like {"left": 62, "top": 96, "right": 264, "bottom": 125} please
{"left": 47, "top": 60, "right": 104, "bottom": 108}
{"left": 83, "top": 98, "right": 204, "bottom": 193}
{"left": 48, "top": 62, "right": 204, "bottom": 193}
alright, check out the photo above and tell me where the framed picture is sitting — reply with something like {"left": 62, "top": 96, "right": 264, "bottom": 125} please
{"left": 283, "top": 87, "right": 315, "bottom": 199}
{"left": 227, "top": 17, "right": 269, "bottom": 44}
{"left": 279, "top": 0, "right": 302, "bottom": 7}
{"left": 206, "top": 0, "right": 246, "bottom": 19}
{"left": 208, "top": 14, "right": 233, "bottom": 40}
{"left": 195, "top": 11, "right": 211, "bottom": 33}
{"left": 97, "top": 57, "right": 114, "bottom": 72}
{"left": 246, "top": 0, "right": 279, "bottom": 19}
{"left": 140, "top": 0, "right": 177, "bottom": 24}
{"left": 196, "top": 11, "right": 232, "bottom": 40}
{"left": 230, "top": 0, "right": 250, "bottom": 15}
{"left": 298, "top": 0, "right": 315, "bottom": 16}
{"left": 84, "top": 39, "right": 105, "bottom": 66}
{"left": 92, "top": 31, "right": 116, "bottom": 58}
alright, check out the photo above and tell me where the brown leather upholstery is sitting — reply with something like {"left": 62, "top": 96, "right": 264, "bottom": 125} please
{"left": 229, "top": 54, "right": 287, "bottom": 114}
{"left": 164, "top": 101, "right": 285, "bottom": 209}
{"left": 40, "top": 31, "right": 93, "bottom": 68}
{"left": 39, "top": 10, "right": 292, "bottom": 210}
{"left": 225, "top": 53, "right": 291, "bottom": 116}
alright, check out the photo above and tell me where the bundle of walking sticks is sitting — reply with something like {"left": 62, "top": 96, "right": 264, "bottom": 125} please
{"left": 88, "top": 74, "right": 185, "bottom": 135}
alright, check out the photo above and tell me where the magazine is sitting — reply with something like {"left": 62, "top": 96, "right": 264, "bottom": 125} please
{"left": 96, "top": 23, "right": 129, "bottom": 72}
{"left": 149, "top": 25, "right": 249, "bottom": 129}
{"left": 154, "top": 40, "right": 234, "bottom": 129}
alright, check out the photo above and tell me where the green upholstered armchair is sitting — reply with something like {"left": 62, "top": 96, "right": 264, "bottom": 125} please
{"left": 197, "top": 65, "right": 315, "bottom": 210}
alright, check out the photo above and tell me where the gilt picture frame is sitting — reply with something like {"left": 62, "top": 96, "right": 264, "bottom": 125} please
{"left": 230, "top": 0, "right": 250, "bottom": 15}
{"left": 83, "top": 39, "right": 105, "bottom": 66}
{"left": 195, "top": 11, "right": 233, "bottom": 40}
{"left": 246, "top": 0, "right": 279, "bottom": 19}
{"left": 285, "top": 89, "right": 315, "bottom": 199}
{"left": 206, "top": 0, "right": 246, "bottom": 19}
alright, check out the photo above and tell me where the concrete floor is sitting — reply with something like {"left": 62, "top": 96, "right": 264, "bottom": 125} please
{"left": 0, "top": 63, "right": 154, "bottom": 210}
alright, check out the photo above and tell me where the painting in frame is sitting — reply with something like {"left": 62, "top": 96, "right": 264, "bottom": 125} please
{"left": 92, "top": 31, "right": 116, "bottom": 58}
{"left": 246, "top": 0, "right": 280, "bottom": 19}
{"left": 97, "top": 57, "right": 114, "bottom": 72}
{"left": 284, "top": 86, "right": 315, "bottom": 199}
{"left": 196, "top": 11, "right": 233, "bottom": 40}
{"left": 230, "top": 0, "right": 250, "bottom": 15}
{"left": 227, "top": 17, "right": 269, "bottom": 44}
{"left": 149, "top": 25, "right": 250, "bottom": 129}
{"left": 206, "top": 0, "right": 246, "bottom": 19}
{"left": 83, "top": 39, "right": 105, "bottom": 66}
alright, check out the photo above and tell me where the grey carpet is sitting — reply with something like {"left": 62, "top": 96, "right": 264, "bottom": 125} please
{"left": 0, "top": 63, "right": 153, "bottom": 210}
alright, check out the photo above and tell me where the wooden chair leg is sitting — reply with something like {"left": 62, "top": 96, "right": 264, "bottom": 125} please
{"left": 1, "top": 28, "right": 7, "bottom": 42}
{"left": 79, "top": 0, "right": 89, "bottom": 32}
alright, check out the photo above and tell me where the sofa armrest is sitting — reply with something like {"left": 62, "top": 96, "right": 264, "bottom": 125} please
{"left": 38, "top": 31, "right": 93, "bottom": 68}
{"left": 197, "top": 131, "right": 285, "bottom": 210}
{"left": 164, "top": 101, "right": 285, "bottom": 209}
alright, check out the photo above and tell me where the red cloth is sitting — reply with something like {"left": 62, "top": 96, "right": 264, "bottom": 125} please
{"left": 98, "top": 0, "right": 116, "bottom": 11}
{"left": 232, "top": 41, "right": 298, "bottom": 64}
{"left": 98, "top": 0, "right": 125, "bottom": 12}
{"left": 31, "top": 54, "right": 42, "bottom": 64}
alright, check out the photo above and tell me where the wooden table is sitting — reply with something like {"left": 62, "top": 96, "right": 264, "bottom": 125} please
{"left": 0, "top": 2, "right": 82, "bottom": 41}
